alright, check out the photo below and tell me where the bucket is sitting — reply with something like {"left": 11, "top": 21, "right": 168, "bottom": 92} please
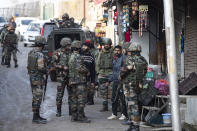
{"left": 162, "top": 113, "right": 172, "bottom": 124}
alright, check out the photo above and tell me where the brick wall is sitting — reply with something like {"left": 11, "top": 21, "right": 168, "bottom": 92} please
{"left": 184, "top": 13, "right": 197, "bottom": 77}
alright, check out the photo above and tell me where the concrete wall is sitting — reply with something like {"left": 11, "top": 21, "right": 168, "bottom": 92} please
{"left": 0, "top": 1, "right": 40, "bottom": 20}
{"left": 130, "top": 32, "right": 149, "bottom": 64}
{"left": 53, "top": 0, "right": 102, "bottom": 31}
{"left": 184, "top": 13, "right": 197, "bottom": 77}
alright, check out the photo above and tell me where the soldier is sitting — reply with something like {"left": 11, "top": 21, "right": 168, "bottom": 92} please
{"left": 51, "top": 37, "right": 72, "bottom": 117}
{"left": 60, "top": 13, "right": 71, "bottom": 28}
{"left": 120, "top": 43, "right": 147, "bottom": 131}
{"left": 68, "top": 40, "right": 91, "bottom": 123}
{"left": 3, "top": 26, "right": 18, "bottom": 68}
{"left": 0, "top": 24, "right": 10, "bottom": 65}
{"left": 96, "top": 38, "right": 113, "bottom": 112}
{"left": 27, "top": 36, "right": 47, "bottom": 124}
{"left": 80, "top": 41, "right": 96, "bottom": 105}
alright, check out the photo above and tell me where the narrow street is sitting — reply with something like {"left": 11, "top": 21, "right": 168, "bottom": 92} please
{"left": 0, "top": 43, "right": 127, "bottom": 131}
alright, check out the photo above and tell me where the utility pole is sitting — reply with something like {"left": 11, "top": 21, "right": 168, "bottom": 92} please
{"left": 83, "top": 0, "right": 86, "bottom": 26}
{"left": 163, "top": 0, "right": 181, "bottom": 131}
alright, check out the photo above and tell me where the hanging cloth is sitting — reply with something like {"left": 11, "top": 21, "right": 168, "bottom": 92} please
{"left": 125, "top": 30, "right": 130, "bottom": 42}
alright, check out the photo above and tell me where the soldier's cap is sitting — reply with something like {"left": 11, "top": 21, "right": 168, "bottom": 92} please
{"left": 82, "top": 42, "right": 91, "bottom": 48}
{"left": 84, "top": 39, "right": 94, "bottom": 48}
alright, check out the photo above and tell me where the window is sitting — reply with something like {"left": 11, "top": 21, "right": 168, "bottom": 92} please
{"left": 21, "top": 20, "right": 33, "bottom": 25}
{"left": 27, "top": 23, "right": 40, "bottom": 32}
{"left": 0, "top": 17, "right": 6, "bottom": 23}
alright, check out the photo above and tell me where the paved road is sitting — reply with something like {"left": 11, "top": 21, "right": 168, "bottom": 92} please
{"left": 0, "top": 44, "right": 128, "bottom": 131}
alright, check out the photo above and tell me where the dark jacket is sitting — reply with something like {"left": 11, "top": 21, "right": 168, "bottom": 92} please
{"left": 109, "top": 54, "right": 125, "bottom": 83}
{"left": 80, "top": 51, "right": 96, "bottom": 83}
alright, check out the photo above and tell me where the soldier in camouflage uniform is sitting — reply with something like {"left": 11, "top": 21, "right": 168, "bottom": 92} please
{"left": 0, "top": 24, "right": 10, "bottom": 65}
{"left": 60, "top": 13, "right": 72, "bottom": 28}
{"left": 27, "top": 36, "right": 47, "bottom": 124}
{"left": 3, "top": 26, "right": 18, "bottom": 68}
{"left": 120, "top": 43, "right": 147, "bottom": 131}
{"left": 51, "top": 37, "right": 72, "bottom": 117}
{"left": 68, "top": 40, "right": 91, "bottom": 123}
{"left": 96, "top": 38, "right": 113, "bottom": 112}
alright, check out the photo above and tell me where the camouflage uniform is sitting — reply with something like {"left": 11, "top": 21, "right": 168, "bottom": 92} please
{"left": 121, "top": 43, "right": 147, "bottom": 130}
{"left": 27, "top": 36, "right": 47, "bottom": 124}
{"left": 69, "top": 40, "right": 90, "bottom": 123}
{"left": 96, "top": 38, "right": 113, "bottom": 111}
{"left": 51, "top": 37, "right": 72, "bottom": 117}
{"left": 3, "top": 26, "right": 18, "bottom": 68}
{"left": 0, "top": 25, "right": 9, "bottom": 65}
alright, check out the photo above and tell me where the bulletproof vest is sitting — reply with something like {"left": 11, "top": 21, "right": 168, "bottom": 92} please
{"left": 59, "top": 51, "right": 69, "bottom": 67}
{"left": 135, "top": 56, "right": 147, "bottom": 81}
{"left": 4, "top": 33, "right": 17, "bottom": 44}
{"left": 99, "top": 50, "right": 113, "bottom": 69}
{"left": 69, "top": 52, "right": 87, "bottom": 84}
{"left": 27, "top": 50, "right": 38, "bottom": 72}
{"left": 123, "top": 56, "right": 136, "bottom": 84}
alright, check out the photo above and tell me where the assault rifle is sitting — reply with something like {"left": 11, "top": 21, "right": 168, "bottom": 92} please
{"left": 3, "top": 41, "right": 22, "bottom": 54}
{"left": 10, "top": 44, "right": 21, "bottom": 54}
{"left": 43, "top": 55, "right": 49, "bottom": 102}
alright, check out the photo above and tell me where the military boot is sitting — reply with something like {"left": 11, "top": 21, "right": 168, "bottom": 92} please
{"left": 78, "top": 114, "right": 91, "bottom": 123}
{"left": 32, "top": 113, "right": 47, "bottom": 124}
{"left": 7, "top": 63, "right": 10, "bottom": 68}
{"left": 5, "top": 59, "right": 10, "bottom": 68}
{"left": 87, "top": 95, "right": 94, "bottom": 105}
{"left": 1, "top": 56, "right": 5, "bottom": 65}
{"left": 56, "top": 105, "right": 61, "bottom": 117}
{"left": 71, "top": 113, "right": 78, "bottom": 122}
{"left": 38, "top": 111, "right": 47, "bottom": 122}
{"left": 14, "top": 60, "right": 18, "bottom": 68}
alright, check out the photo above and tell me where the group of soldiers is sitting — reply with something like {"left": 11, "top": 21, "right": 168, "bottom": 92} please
{"left": 0, "top": 23, "right": 18, "bottom": 68}
{"left": 53, "top": 13, "right": 79, "bottom": 28}
{"left": 27, "top": 35, "right": 147, "bottom": 131}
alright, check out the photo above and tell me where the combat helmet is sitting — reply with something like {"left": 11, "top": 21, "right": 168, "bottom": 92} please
{"left": 62, "top": 13, "right": 69, "bottom": 20}
{"left": 35, "top": 36, "right": 45, "bottom": 47}
{"left": 128, "top": 42, "right": 138, "bottom": 52}
{"left": 60, "top": 37, "right": 72, "bottom": 47}
{"left": 71, "top": 40, "right": 81, "bottom": 49}
{"left": 102, "top": 38, "right": 112, "bottom": 45}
